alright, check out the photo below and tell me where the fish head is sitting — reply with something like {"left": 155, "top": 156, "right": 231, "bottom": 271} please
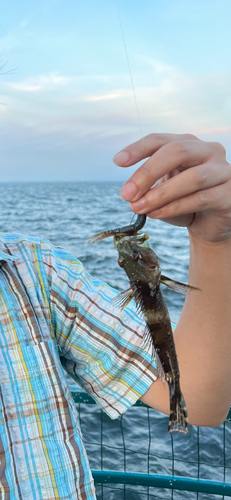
{"left": 114, "top": 232, "right": 161, "bottom": 284}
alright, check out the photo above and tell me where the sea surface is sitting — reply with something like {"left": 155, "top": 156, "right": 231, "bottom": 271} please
{"left": 0, "top": 181, "right": 230, "bottom": 500}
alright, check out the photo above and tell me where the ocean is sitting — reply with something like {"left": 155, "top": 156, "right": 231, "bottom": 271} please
{"left": 0, "top": 181, "right": 230, "bottom": 500}
{"left": 0, "top": 181, "right": 189, "bottom": 323}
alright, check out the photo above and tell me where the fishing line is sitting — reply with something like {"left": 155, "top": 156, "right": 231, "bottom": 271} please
{"left": 114, "top": 0, "right": 146, "bottom": 156}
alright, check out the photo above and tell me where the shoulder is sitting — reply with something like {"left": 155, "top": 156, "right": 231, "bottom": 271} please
{"left": 0, "top": 233, "right": 84, "bottom": 278}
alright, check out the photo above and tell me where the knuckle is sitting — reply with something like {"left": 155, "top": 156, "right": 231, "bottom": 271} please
{"left": 211, "top": 141, "right": 227, "bottom": 157}
{"left": 193, "top": 165, "right": 208, "bottom": 186}
{"left": 173, "top": 199, "right": 181, "bottom": 211}
{"left": 156, "top": 183, "right": 168, "bottom": 204}
{"left": 146, "top": 133, "right": 164, "bottom": 146}
{"left": 196, "top": 190, "right": 210, "bottom": 207}
{"left": 147, "top": 133, "right": 156, "bottom": 141}
{"left": 168, "top": 141, "right": 187, "bottom": 159}
{"left": 139, "top": 161, "right": 152, "bottom": 178}
{"left": 133, "top": 161, "right": 153, "bottom": 186}
{"left": 182, "top": 133, "right": 197, "bottom": 141}
{"left": 169, "top": 198, "right": 181, "bottom": 214}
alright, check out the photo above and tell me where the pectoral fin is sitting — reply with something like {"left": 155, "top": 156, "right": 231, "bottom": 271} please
{"left": 160, "top": 274, "right": 198, "bottom": 295}
{"left": 111, "top": 288, "right": 135, "bottom": 310}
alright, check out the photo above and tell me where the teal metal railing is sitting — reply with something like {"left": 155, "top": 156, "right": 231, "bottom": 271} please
{"left": 72, "top": 391, "right": 231, "bottom": 499}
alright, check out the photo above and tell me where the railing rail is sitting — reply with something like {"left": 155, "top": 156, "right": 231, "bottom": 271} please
{"left": 92, "top": 471, "right": 231, "bottom": 496}
{"left": 71, "top": 391, "right": 147, "bottom": 406}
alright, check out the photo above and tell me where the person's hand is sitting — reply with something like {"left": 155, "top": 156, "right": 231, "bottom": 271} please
{"left": 113, "top": 133, "right": 231, "bottom": 243}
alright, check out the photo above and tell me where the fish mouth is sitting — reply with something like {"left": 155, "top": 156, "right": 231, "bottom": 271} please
{"left": 114, "top": 232, "right": 150, "bottom": 250}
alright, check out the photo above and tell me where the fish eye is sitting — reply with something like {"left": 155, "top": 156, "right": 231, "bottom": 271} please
{"left": 130, "top": 251, "right": 140, "bottom": 261}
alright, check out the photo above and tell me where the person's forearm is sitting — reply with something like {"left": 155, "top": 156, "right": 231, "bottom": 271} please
{"left": 174, "top": 232, "right": 231, "bottom": 426}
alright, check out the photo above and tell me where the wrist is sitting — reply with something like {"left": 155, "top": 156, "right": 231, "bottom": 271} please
{"left": 188, "top": 229, "right": 231, "bottom": 252}
{"left": 188, "top": 229, "right": 231, "bottom": 288}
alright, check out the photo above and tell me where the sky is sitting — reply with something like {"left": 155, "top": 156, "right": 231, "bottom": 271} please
{"left": 0, "top": 0, "right": 231, "bottom": 181}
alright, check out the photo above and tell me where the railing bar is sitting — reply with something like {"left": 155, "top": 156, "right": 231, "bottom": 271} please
{"left": 71, "top": 392, "right": 149, "bottom": 407}
{"left": 120, "top": 414, "right": 126, "bottom": 500}
{"left": 197, "top": 426, "right": 200, "bottom": 500}
{"left": 100, "top": 410, "right": 103, "bottom": 470}
{"left": 147, "top": 406, "right": 151, "bottom": 500}
{"left": 120, "top": 415, "right": 126, "bottom": 473}
{"left": 171, "top": 433, "right": 174, "bottom": 500}
{"left": 224, "top": 421, "right": 226, "bottom": 483}
{"left": 100, "top": 409, "right": 103, "bottom": 499}
{"left": 223, "top": 420, "right": 226, "bottom": 500}
{"left": 78, "top": 402, "right": 81, "bottom": 426}
{"left": 171, "top": 433, "right": 174, "bottom": 476}
{"left": 92, "top": 471, "right": 231, "bottom": 495}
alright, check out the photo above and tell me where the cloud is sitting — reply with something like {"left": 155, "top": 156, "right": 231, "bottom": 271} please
{"left": 83, "top": 90, "right": 130, "bottom": 102}
{"left": 2, "top": 59, "right": 231, "bottom": 145}
{"left": 8, "top": 73, "right": 73, "bottom": 93}
{"left": 195, "top": 126, "right": 231, "bottom": 135}
{"left": 115, "top": 58, "right": 231, "bottom": 137}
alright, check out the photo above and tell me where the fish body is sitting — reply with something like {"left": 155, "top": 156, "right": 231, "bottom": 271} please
{"left": 88, "top": 214, "right": 191, "bottom": 433}
{"left": 113, "top": 232, "right": 189, "bottom": 433}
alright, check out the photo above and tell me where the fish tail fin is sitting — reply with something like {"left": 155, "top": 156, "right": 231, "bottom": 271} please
{"left": 168, "top": 383, "right": 189, "bottom": 434}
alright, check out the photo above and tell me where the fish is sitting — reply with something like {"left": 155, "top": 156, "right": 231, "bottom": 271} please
{"left": 88, "top": 214, "right": 195, "bottom": 433}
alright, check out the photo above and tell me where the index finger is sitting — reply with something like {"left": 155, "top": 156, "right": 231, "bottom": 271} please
{"left": 114, "top": 134, "right": 221, "bottom": 203}
{"left": 113, "top": 133, "right": 197, "bottom": 167}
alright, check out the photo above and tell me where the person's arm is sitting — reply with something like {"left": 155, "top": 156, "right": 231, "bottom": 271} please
{"left": 113, "top": 134, "right": 231, "bottom": 427}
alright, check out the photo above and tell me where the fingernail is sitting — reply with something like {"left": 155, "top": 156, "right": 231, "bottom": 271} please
{"left": 120, "top": 182, "right": 137, "bottom": 201}
{"left": 113, "top": 151, "right": 129, "bottom": 165}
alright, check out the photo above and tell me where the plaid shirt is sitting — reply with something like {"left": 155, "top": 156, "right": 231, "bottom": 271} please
{"left": 0, "top": 233, "right": 157, "bottom": 499}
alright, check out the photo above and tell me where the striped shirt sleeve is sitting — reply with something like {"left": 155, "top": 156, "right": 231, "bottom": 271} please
{"left": 44, "top": 243, "right": 158, "bottom": 419}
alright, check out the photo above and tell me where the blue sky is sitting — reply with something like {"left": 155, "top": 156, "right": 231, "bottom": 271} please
{"left": 0, "top": 0, "right": 230, "bottom": 181}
